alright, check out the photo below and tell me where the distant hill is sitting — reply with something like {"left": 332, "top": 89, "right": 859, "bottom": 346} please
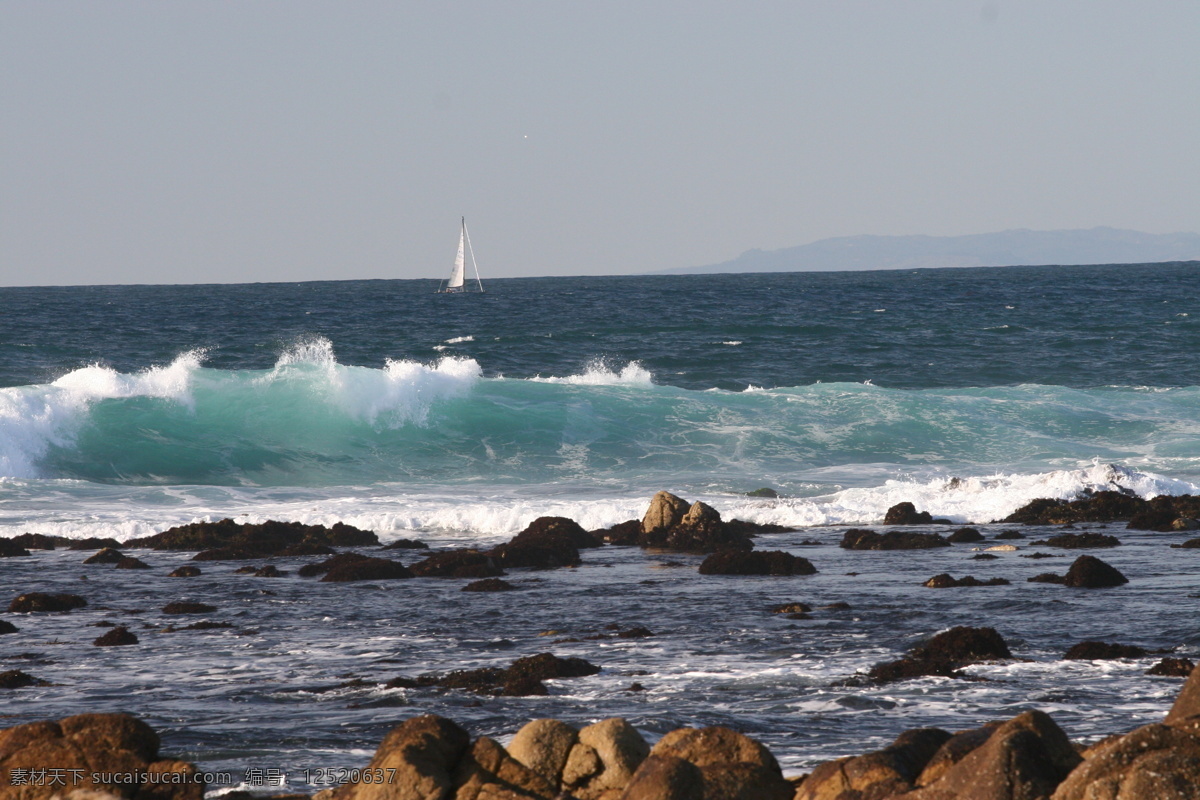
{"left": 663, "top": 227, "right": 1200, "bottom": 275}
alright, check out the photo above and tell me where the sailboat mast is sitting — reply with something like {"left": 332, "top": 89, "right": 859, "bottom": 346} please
{"left": 463, "top": 218, "right": 484, "bottom": 292}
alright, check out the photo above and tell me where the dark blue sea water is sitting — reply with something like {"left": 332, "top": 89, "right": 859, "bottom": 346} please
{"left": 2, "top": 262, "right": 1199, "bottom": 789}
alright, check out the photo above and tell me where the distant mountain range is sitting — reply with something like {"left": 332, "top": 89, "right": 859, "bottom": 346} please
{"left": 662, "top": 227, "right": 1200, "bottom": 275}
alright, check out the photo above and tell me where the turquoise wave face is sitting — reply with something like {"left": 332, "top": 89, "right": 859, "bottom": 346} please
{"left": 5, "top": 350, "right": 1200, "bottom": 487}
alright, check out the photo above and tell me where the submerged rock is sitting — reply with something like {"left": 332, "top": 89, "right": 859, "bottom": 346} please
{"left": 168, "top": 565, "right": 201, "bottom": 577}
{"left": 1064, "top": 641, "right": 1149, "bottom": 660}
{"left": 461, "top": 578, "right": 516, "bottom": 592}
{"left": 0, "top": 669, "right": 47, "bottom": 689}
{"left": 83, "top": 547, "right": 126, "bottom": 564}
{"left": 411, "top": 653, "right": 601, "bottom": 697}
{"left": 409, "top": 549, "right": 504, "bottom": 578}
{"left": 162, "top": 602, "right": 217, "bottom": 614}
{"left": 320, "top": 556, "right": 412, "bottom": 582}
{"left": 0, "top": 539, "right": 32, "bottom": 558}
{"left": 94, "top": 625, "right": 139, "bottom": 647}
{"left": 9, "top": 593, "right": 87, "bottom": 613}
{"left": 1031, "top": 532, "right": 1121, "bottom": 548}
{"left": 125, "top": 518, "right": 378, "bottom": 558}
{"left": 698, "top": 549, "right": 817, "bottom": 576}
{"left": 923, "top": 573, "right": 1009, "bottom": 588}
{"left": 840, "top": 528, "right": 951, "bottom": 550}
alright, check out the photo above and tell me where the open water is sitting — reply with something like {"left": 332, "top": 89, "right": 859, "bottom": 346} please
{"left": 2, "top": 262, "right": 1200, "bottom": 790}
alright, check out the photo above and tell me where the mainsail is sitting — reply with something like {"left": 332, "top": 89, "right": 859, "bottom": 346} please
{"left": 438, "top": 217, "right": 484, "bottom": 293}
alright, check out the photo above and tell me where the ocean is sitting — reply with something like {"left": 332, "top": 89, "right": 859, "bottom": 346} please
{"left": 2, "top": 262, "right": 1199, "bottom": 789}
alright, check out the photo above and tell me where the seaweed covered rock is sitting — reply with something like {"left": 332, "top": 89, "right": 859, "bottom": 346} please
{"left": 94, "top": 625, "right": 139, "bottom": 647}
{"left": 594, "top": 519, "right": 642, "bottom": 546}
{"left": 923, "top": 573, "right": 1009, "bottom": 588}
{"left": 840, "top": 528, "right": 951, "bottom": 550}
{"left": 487, "top": 516, "right": 594, "bottom": 569}
{"left": 0, "top": 669, "right": 47, "bottom": 689}
{"left": 11, "top": 533, "right": 57, "bottom": 550}
{"left": 162, "top": 602, "right": 217, "bottom": 615}
{"left": 412, "top": 653, "right": 600, "bottom": 697}
{"left": 866, "top": 626, "right": 1011, "bottom": 684}
{"left": 124, "top": 518, "right": 378, "bottom": 559}
{"left": 1063, "top": 641, "right": 1148, "bottom": 660}
{"left": 1065, "top": 555, "right": 1129, "bottom": 587}
{"left": 1002, "top": 490, "right": 1147, "bottom": 525}
{"left": 1031, "top": 532, "right": 1121, "bottom": 548}
{"left": 1148, "top": 657, "right": 1196, "bottom": 677}
{"left": 461, "top": 578, "right": 515, "bottom": 592}
{"left": 9, "top": 593, "right": 87, "bottom": 613}
{"left": 320, "top": 556, "right": 412, "bottom": 582}
{"left": 698, "top": 550, "right": 817, "bottom": 576}
{"left": 884, "top": 502, "right": 934, "bottom": 525}
{"left": 409, "top": 549, "right": 504, "bottom": 579}
{"left": 380, "top": 538, "right": 429, "bottom": 550}
{"left": 0, "top": 539, "right": 31, "bottom": 558}
{"left": 947, "top": 527, "right": 984, "bottom": 543}
{"left": 168, "top": 565, "right": 201, "bottom": 577}
{"left": 84, "top": 547, "right": 126, "bottom": 564}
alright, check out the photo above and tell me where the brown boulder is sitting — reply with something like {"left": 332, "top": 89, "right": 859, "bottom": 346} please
{"left": 563, "top": 718, "right": 650, "bottom": 799}
{"left": 506, "top": 719, "right": 579, "bottom": 789}
{"left": 453, "top": 736, "right": 558, "bottom": 799}
{"left": 1050, "top": 723, "right": 1200, "bottom": 800}
{"left": 332, "top": 715, "right": 470, "bottom": 800}
{"left": 641, "top": 491, "right": 691, "bottom": 534}
{"left": 1165, "top": 662, "right": 1200, "bottom": 728}
{"left": 915, "top": 723, "right": 1002, "bottom": 787}
{"left": 796, "top": 727, "right": 951, "bottom": 800}
{"left": 617, "top": 755, "right": 704, "bottom": 800}
{"left": 650, "top": 726, "right": 780, "bottom": 772}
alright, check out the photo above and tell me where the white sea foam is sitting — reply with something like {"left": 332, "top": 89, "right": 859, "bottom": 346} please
{"left": 445, "top": 335, "right": 475, "bottom": 343}
{"left": 530, "top": 360, "right": 653, "bottom": 386}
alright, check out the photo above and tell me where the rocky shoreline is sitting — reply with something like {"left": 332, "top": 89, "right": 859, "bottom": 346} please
{"left": 4, "top": 489, "right": 1200, "bottom": 798}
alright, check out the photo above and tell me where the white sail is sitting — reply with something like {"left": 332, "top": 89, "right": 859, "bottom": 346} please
{"left": 447, "top": 225, "right": 466, "bottom": 289}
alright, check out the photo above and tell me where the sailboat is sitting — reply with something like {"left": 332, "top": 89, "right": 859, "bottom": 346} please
{"left": 436, "top": 217, "right": 485, "bottom": 293}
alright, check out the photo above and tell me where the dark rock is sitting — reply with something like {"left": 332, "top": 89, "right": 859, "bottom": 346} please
{"left": 594, "top": 519, "right": 642, "bottom": 545}
{"left": 253, "top": 565, "right": 286, "bottom": 577}
{"left": 0, "top": 539, "right": 31, "bottom": 558}
{"left": 9, "top": 593, "right": 87, "bottom": 613}
{"left": 320, "top": 556, "right": 412, "bottom": 582}
{"left": 724, "top": 519, "right": 800, "bottom": 535}
{"left": 418, "top": 653, "right": 600, "bottom": 697}
{"left": 698, "top": 549, "right": 817, "bottom": 576}
{"left": 994, "top": 529, "right": 1026, "bottom": 539}
{"left": 66, "top": 537, "right": 123, "bottom": 550}
{"left": 1148, "top": 657, "right": 1196, "bottom": 677}
{"left": 124, "top": 518, "right": 378, "bottom": 558}
{"left": 461, "top": 578, "right": 516, "bottom": 592}
{"left": 771, "top": 602, "right": 812, "bottom": 614}
{"left": 867, "top": 657, "right": 965, "bottom": 683}
{"left": 177, "top": 621, "right": 235, "bottom": 631}
{"left": 488, "top": 517, "right": 591, "bottom": 569}
{"left": 616, "top": 626, "right": 654, "bottom": 638}
{"left": 840, "top": 528, "right": 951, "bottom": 550}
{"left": 331, "top": 715, "right": 470, "bottom": 800}
{"left": 298, "top": 551, "right": 372, "bottom": 577}
{"left": 162, "top": 602, "right": 217, "bottom": 614}
{"left": 948, "top": 527, "right": 984, "bottom": 543}
{"left": 884, "top": 502, "right": 934, "bottom": 525}
{"left": 11, "top": 533, "right": 57, "bottom": 549}
{"left": 1172, "top": 538, "right": 1200, "bottom": 549}
{"left": 1065, "top": 554, "right": 1129, "bottom": 588}
{"left": 0, "top": 669, "right": 47, "bottom": 688}
{"left": 168, "top": 566, "right": 201, "bottom": 577}
{"left": 93, "top": 626, "right": 139, "bottom": 647}
{"left": 1028, "top": 572, "right": 1067, "bottom": 584}
{"left": 380, "top": 538, "right": 429, "bottom": 550}
{"left": 115, "top": 556, "right": 151, "bottom": 570}
{"left": 1002, "top": 490, "right": 1147, "bottom": 525}
{"left": 1032, "top": 532, "right": 1121, "bottom": 548}
{"left": 923, "top": 573, "right": 1009, "bottom": 588}
{"left": 822, "top": 601, "right": 852, "bottom": 610}
{"left": 409, "top": 549, "right": 504, "bottom": 578}
{"left": 1021, "top": 552, "right": 1057, "bottom": 559}
{"left": 746, "top": 487, "right": 780, "bottom": 498}
{"left": 971, "top": 553, "right": 1000, "bottom": 560}
{"left": 1064, "top": 641, "right": 1149, "bottom": 660}
{"left": 913, "top": 626, "right": 1012, "bottom": 662}
{"left": 0, "top": 620, "right": 18, "bottom": 634}
{"left": 83, "top": 547, "right": 125, "bottom": 564}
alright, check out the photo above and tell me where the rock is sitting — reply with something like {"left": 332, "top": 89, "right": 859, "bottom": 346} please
{"left": 0, "top": 669, "right": 47, "bottom": 689}
{"left": 770, "top": 602, "right": 812, "bottom": 614}
{"left": 923, "top": 574, "right": 1009, "bottom": 588}
{"left": 1063, "top": 641, "right": 1148, "bottom": 660}
{"left": 1050, "top": 723, "right": 1200, "bottom": 800}
{"left": 420, "top": 653, "right": 600, "bottom": 697}
{"left": 331, "top": 714, "right": 470, "bottom": 800}
{"left": 1002, "top": 490, "right": 1148, "bottom": 525}
{"left": 840, "top": 529, "right": 951, "bottom": 550}
{"left": 253, "top": 564, "right": 286, "bottom": 577}
{"left": 162, "top": 602, "right": 217, "bottom": 614}
{"left": 1148, "top": 657, "right": 1196, "bottom": 677}
{"left": 461, "top": 578, "right": 516, "bottom": 592}
{"left": 9, "top": 592, "right": 87, "bottom": 612}
{"left": 796, "top": 727, "right": 951, "bottom": 800}
{"left": 1172, "top": 538, "right": 1200, "bottom": 549}
{"left": 698, "top": 550, "right": 817, "bottom": 576}
{"left": 639, "top": 501, "right": 755, "bottom": 554}
{"left": 168, "top": 566, "right": 201, "bottom": 577}
{"left": 641, "top": 491, "right": 691, "bottom": 534}
{"left": 507, "top": 718, "right": 579, "bottom": 789}
{"left": 618, "top": 754, "right": 705, "bottom": 800}
{"left": 380, "top": 538, "right": 430, "bottom": 550}
{"left": 0, "top": 712, "right": 203, "bottom": 800}
{"left": 452, "top": 735, "right": 559, "bottom": 800}
{"left": 595, "top": 520, "right": 642, "bottom": 546}
{"left": 116, "top": 556, "right": 151, "bottom": 570}
{"left": 0, "top": 620, "right": 17, "bottom": 634}
{"left": 1064, "top": 554, "right": 1129, "bottom": 588}
{"left": 1031, "top": 532, "right": 1121, "bottom": 548}
{"left": 94, "top": 626, "right": 139, "bottom": 647}
{"left": 900, "top": 710, "right": 1080, "bottom": 800}
{"left": 915, "top": 723, "right": 1002, "bottom": 787}
{"left": 488, "top": 517, "right": 591, "bottom": 570}
{"left": 84, "top": 547, "right": 126, "bottom": 564}
{"left": 947, "top": 527, "right": 984, "bottom": 543}
{"left": 1165, "top": 661, "right": 1200, "bottom": 728}
{"left": 1028, "top": 572, "right": 1067, "bottom": 584}
{"left": 0, "top": 539, "right": 31, "bottom": 558}
{"left": 12, "top": 533, "right": 57, "bottom": 549}
{"left": 320, "top": 556, "right": 413, "bottom": 582}
{"left": 866, "top": 626, "right": 1011, "bottom": 684}
{"left": 409, "top": 549, "right": 504, "bottom": 578}
{"left": 125, "top": 518, "right": 378, "bottom": 556}
{"left": 67, "top": 537, "right": 123, "bottom": 551}
{"left": 564, "top": 717, "right": 650, "bottom": 798}
{"left": 994, "top": 529, "right": 1026, "bottom": 539}
{"left": 971, "top": 553, "right": 1000, "bottom": 560}
{"left": 650, "top": 726, "right": 781, "bottom": 772}
{"left": 746, "top": 487, "right": 780, "bottom": 498}
{"left": 1172, "top": 517, "right": 1200, "bottom": 531}
{"left": 298, "top": 552, "right": 373, "bottom": 578}
{"left": 884, "top": 502, "right": 934, "bottom": 525}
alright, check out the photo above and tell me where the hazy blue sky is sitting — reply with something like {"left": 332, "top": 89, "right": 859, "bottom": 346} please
{"left": 2, "top": 2, "right": 1197, "bottom": 286}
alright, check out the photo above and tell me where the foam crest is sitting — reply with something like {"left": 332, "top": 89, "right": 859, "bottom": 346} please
{"left": 531, "top": 360, "right": 653, "bottom": 386}
{"left": 333, "top": 356, "right": 482, "bottom": 426}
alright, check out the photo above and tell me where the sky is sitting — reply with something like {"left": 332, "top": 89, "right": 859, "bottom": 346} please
{"left": 2, "top": 1, "right": 1198, "bottom": 286}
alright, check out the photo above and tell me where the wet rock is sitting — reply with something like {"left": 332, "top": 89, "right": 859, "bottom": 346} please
{"left": 0, "top": 712, "right": 204, "bottom": 799}
{"left": 9, "top": 592, "right": 87, "bottom": 613}
{"left": 884, "top": 501, "right": 934, "bottom": 525}
{"left": 901, "top": 710, "right": 1080, "bottom": 800}
{"left": 594, "top": 519, "right": 642, "bottom": 546}
{"left": 1028, "top": 572, "right": 1067, "bottom": 584}
{"left": 330, "top": 714, "right": 470, "bottom": 800}
{"left": 796, "top": 727, "right": 951, "bottom": 800}
{"left": 840, "top": 528, "right": 951, "bottom": 550}
{"left": 642, "top": 491, "right": 691, "bottom": 534}
{"left": 297, "top": 552, "right": 372, "bottom": 578}
{"left": 418, "top": 653, "right": 600, "bottom": 697}
{"left": 1166, "top": 661, "right": 1200, "bottom": 728}
{"left": 488, "top": 517, "right": 592, "bottom": 570}
{"left": 698, "top": 549, "right": 817, "bottom": 576}
{"left": 380, "top": 538, "right": 429, "bottom": 550}
{"left": 0, "top": 539, "right": 31, "bottom": 558}
{"left": 1148, "top": 657, "right": 1196, "bottom": 677}
{"left": 161, "top": 602, "right": 217, "bottom": 614}
{"left": 0, "top": 669, "right": 47, "bottom": 689}
{"left": 923, "top": 574, "right": 1010, "bottom": 588}
{"left": 167, "top": 566, "right": 201, "bottom": 577}
{"left": 771, "top": 602, "right": 812, "bottom": 614}
{"left": 1002, "top": 490, "right": 1148, "bottom": 525}
{"left": 994, "top": 529, "right": 1026, "bottom": 539}
{"left": 971, "top": 553, "right": 1000, "bottom": 560}
{"left": 320, "top": 556, "right": 412, "bottom": 582}
{"left": 1172, "top": 517, "right": 1200, "bottom": 531}
{"left": 125, "top": 518, "right": 378, "bottom": 558}
{"left": 1064, "top": 554, "right": 1129, "bottom": 587}
{"left": 67, "top": 537, "right": 123, "bottom": 550}
{"left": 1031, "top": 532, "right": 1121, "bottom": 548}
{"left": 409, "top": 549, "right": 504, "bottom": 579}
{"left": 746, "top": 487, "right": 780, "bottom": 498}
{"left": 1171, "top": 538, "right": 1200, "bottom": 549}
{"left": 461, "top": 578, "right": 516, "bottom": 592}
{"left": 116, "top": 556, "right": 152, "bottom": 570}
{"left": 866, "top": 626, "right": 1012, "bottom": 684}
{"left": 84, "top": 547, "right": 126, "bottom": 564}
{"left": 948, "top": 527, "right": 984, "bottom": 543}
{"left": 94, "top": 626, "right": 139, "bottom": 647}
{"left": 0, "top": 620, "right": 17, "bottom": 634}
{"left": 1052, "top": 723, "right": 1200, "bottom": 800}
{"left": 1063, "top": 641, "right": 1148, "bottom": 660}
{"left": 12, "top": 533, "right": 57, "bottom": 550}
{"left": 252, "top": 564, "right": 286, "bottom": 577}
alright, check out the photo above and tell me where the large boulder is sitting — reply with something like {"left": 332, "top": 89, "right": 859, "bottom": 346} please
{"left": 1064, "top": 555, "right": 1129, "bottom": 588}
{"left": 9, "top": 593, "right": 87, "bottom": 613}
{"left": 488, "top": 517, "right": 589, "bottom": 570}
{"left": 0, "top": 713, "right": 203, "bottom": 800}
{"left": 1050, "top": 723, "right": 1200, "bottom": 800}
{"left": 563, "top": 718, "right": 650, "bottom": 799}
{"left": 332, "top": 715, "right": 470, "bottom": 800}
{"left": 507, "top": 719, "right": 579, "bottom": 790}
{"left": 698, "top": 550, "right": 817, "bottom": 576}
{"left": 1165, "top": 662, "right": 1200, "bottom": 729}
{"left": 796, "top": 728, "right": 951, "bottom": 800}
{"left": 840, "top": 529, "right": 951, "bottom": 550}
{"left": 884, "top": 502, "right": 934, "bottom": 525}
{"left": 648, "top": 726, "right": 793, "bottom": 799}
{"left": 641, "top": 491, "right": 691, "bottom": 534}
{"left": 618, "top": 755, "right": 705, "bottom": 800}
{"left": 452, "top": 736, "right": 558, "bottom": 799}
{"left": 409, "top": 550, "right": 504, "bottom": 579}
